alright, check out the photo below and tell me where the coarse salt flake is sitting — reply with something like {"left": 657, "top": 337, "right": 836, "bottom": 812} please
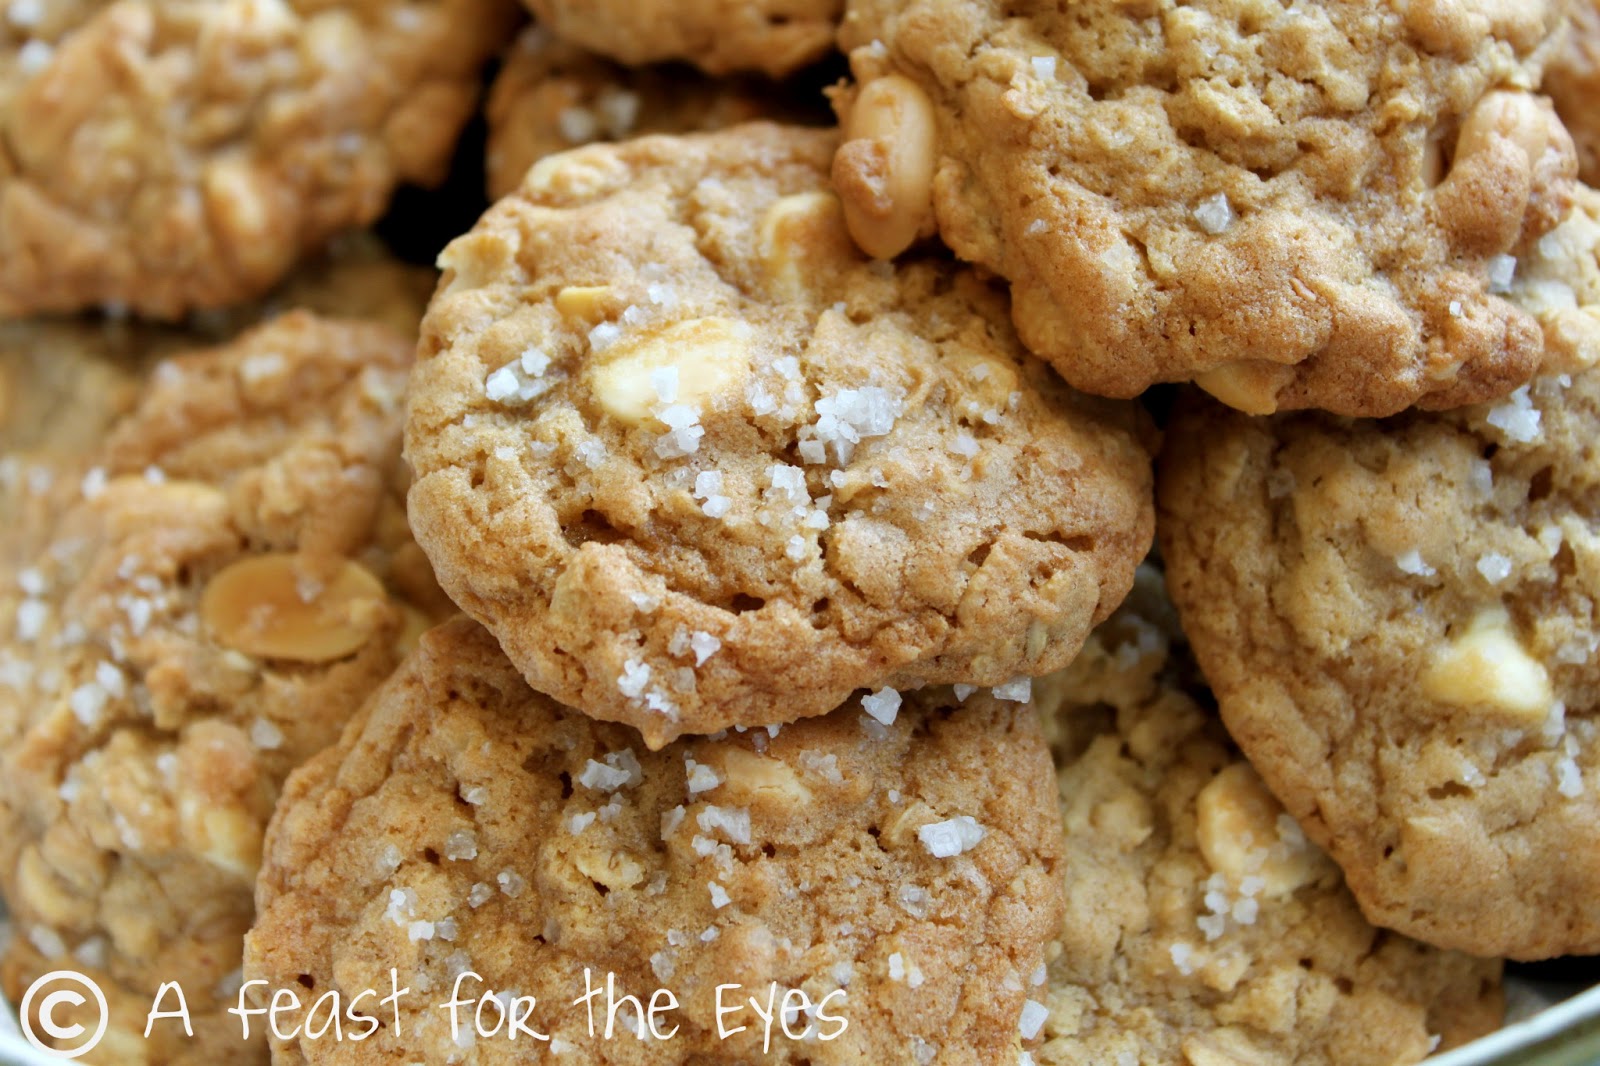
{"left": 1487, "top": 386, "right": 1541, "bottom": 443}
{"left": 993, "top": 677, "right": 1033, "bottom": 703}
{"left": 1396, "top": 550, "right": 1435, "bottom": 577}
{"left": 919, "top": 815, "right": 986, "bottom": 858}
{"left": 861, "top": 687, "right": 901, "bottom": 726}
{"left": 1018, "top": 1001, "right": 1049, "bottom": 1040}
{"left": 1193, "top": 193, "right": 1233, "bottom": 235}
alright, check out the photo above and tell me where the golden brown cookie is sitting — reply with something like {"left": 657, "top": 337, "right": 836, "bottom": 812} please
{"left": 520, "top": 0, "right": 839, "bottom": 78}
{"left": 1159, "top": 268, "right": 1600, "bottom": 959}
{"left": 1031, "top": 568, "right": 1503, "bottom": 1065}
{"left": 406, "top": 124, "right": 1155, "bottom": 748}
{"left": 0, "top": 0, "right": 514, "bottom": 319}
{"left": 1545, "top": 0, "right": 1600, "bottom": 185}
{"left": 0, "top": 319, "right": 175, "bottom": 583}
{"left": 247, "top": 616, "right": 1064, "bottom": 1064}
{"left": 485, "top": 26, "right": 818, "bottom": 201}
{"left": 835, "top": 0, "right": 1575, "bottom": 416}
{"left": 0, "top": 312, "right": 449, "bottom": 1063}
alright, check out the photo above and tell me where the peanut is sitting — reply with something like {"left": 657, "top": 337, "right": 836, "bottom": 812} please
{"left": 833, "top": 75, "right": 938, "bottom": 260}
{"left": 587, "top": 317, "right": 752, "bottom": 426}
{"left": 201, "top": 553, "right": 389, "bottom": 663}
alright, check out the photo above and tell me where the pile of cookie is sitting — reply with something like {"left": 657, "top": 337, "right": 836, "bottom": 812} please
{"left": 2, "top": 1, "right": 1596, "bottom": 1063}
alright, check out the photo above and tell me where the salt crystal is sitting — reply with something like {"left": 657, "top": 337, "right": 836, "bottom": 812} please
{"left": 993, "top": 677, "right": 1033, "bottom": 702}
{"left": 919, "top": 815, "right": 986, "bottom": 858}
{"left": 1193, "top": 193, "right": 1234, "bottom": 235}
{"left": 1486, "top": 385, "right": 1541, "bottom": 443}
{"left": 860, "top": 687, "right": 901, "bottom": 726}
{"left": 1395, "top": 550, "right": 1435, "bottom": 577}
{"left": 1018, "top": 1001, "right": 1049, "bottom": 1040}
{"left": 1476, "top": 552, "right": 1513, "bottom": 584}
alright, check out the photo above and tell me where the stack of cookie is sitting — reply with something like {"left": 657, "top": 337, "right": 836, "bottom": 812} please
{"left": 1, "top": 1, "right": 1597, "bottom": 1064}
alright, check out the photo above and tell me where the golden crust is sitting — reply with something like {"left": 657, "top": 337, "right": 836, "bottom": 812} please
{"left": 0, "top": 0, "right": 513, "bottom": 318}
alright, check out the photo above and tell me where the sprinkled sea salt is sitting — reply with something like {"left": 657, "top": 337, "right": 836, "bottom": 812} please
{"left": 1476, "top": 552, "right": 1512, "bottom": 584}
{"left": 860, "top": 687, "right": 901, "bottom": 726}
{"left": 1486, "top": 386, "right": 1541, "bottom": 443}
{"left": 1018, "top": 1001, "right": 1049, "bottom": 1040}
{"left": 918, "top": 815, "right": 986, "bottom": 858}
{"left": 1395, "top": 550, "right": 1435, "bottom": 578}
{"left": 993, "top": 677, "right": 1033, "bottom": 703}
{"left": 579, "top": 749, "right": 643, "bottom": 792}
{"left": 1487, "top": 254, "right": 1517, "bottom": 293}
{"left": 1193, "top": 193, "right": 1233, "bottom": 235}
{"left": 250, "top": 718, "right": 284, "bottom": 750}
{"left": 618, "top": 660, "right": 651, "bottom": 699}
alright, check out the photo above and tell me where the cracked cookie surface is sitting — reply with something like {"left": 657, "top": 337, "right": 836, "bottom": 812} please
{"left": 836, "top": 0, "right": 1574, "bottom": 416}
{"left": 520, "top": 0, "right": 840, "bottom": 77}
{"left": 247, "top": 616, "right": 1064, "bottom": 1065}
{"left": 0, "top": 0, "right": 512, "bottom": 319}
{"left": 0, "top": 312, "right": 448, "bottom": 1063}
{"left": 1031, "top": 567, "right": 1503, "bottom": 1065}
{"left": 406, "top": 124, "right": 1155, "bottom": 747}
{"left": 1158, "top": 225, "right": 1600, "bottom": 957}
{"left": 486, "top": 26, "right": 819, "bottom": 201}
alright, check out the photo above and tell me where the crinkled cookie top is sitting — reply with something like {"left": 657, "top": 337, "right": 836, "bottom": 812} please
{"left": 1159, "top": 342, "right": 1600, "bottom": 957}
{"left": 0, "top": 0, "right": 513, "bottom": 318}
{"left": 1031, "top": 569, "right": 1502, "bottom": 1065}
{"left": 0, "top": 312, "right": 446, "bottom": 1063}
{"left": 406, "top": 123, "right": 1154, "bottom": 747}
{"left": 836, "top": 0, "right": 1575, "bottom": 416}
{"left": 248, "top": 616, "right": 1064, "bottom": 1065}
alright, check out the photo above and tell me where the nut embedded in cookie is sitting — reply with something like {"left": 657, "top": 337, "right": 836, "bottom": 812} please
{"left": 246, "top": 616, "right": 1065, "bottom": 1065}
{"left": 1030, "top": 566, "right": 1503, "bottom": 1065}
{"left": 405, "top": 124, "right": 1155, "bottom": 747}
{"left": 0, "top": 312, "right": 450, "bottom": 1062}
{"left": 836, "top": 0, "right": 1577, "bottom": 416}
{"left": 0, "top": 0, "right": 516, "bottom": 319}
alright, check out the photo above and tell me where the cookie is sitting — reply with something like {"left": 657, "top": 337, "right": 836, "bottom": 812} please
{"left": 1158, "top": 220, "right": 1600, "bottom": 957}
{"left": 0, "top": 0, "right": 514, "bottom": 319}
{"left": 258, "top": 233, "right": 440, "bottom": 337}
{"left": 834, "top": 0, "right": 1576, "bottom": 416}
{"left": 1545, "top": 1, "right": 1600, "bottom": 186}
{"left": 247, "top": 616, "right": 1064, "bottom": 1064}
{"left": 520, "top": 0, "right": 839, "bottom": 78}
{"left": 1031, "top": 568, "right": 1504, "bottom": 1065}
{"left": 0, "top": 320, "right": 177, "bottom": 583}
{"left": 0, "top": 312, "right": 449, "bottom": 1062}
{"left": 486, "top": 27, "right": 819, "bottom": 201}
{"left": 0, "top": 320, "right": 151, "bottom": 468}
{"left": 406, "top": 123, "right": 1155, "bottom": 748}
